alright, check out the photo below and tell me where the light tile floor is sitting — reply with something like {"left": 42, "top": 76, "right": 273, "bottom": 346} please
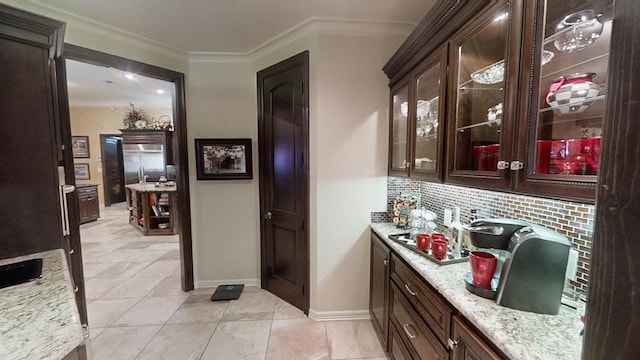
{"left": 81, "top": 204, "right": 386, "bottom": 360}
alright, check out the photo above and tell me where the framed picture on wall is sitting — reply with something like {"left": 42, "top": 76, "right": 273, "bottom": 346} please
{"left": 74, "top": 163, "right": 90, "bottom": 180}
{"left": 72, "top": 136, "right": 90, "bottom": 158}
{"left": 195, "top": 138, "right": 253, "bottom": 180}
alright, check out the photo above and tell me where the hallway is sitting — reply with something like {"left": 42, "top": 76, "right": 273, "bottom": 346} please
{"left": 80, "top": 204, "right": 385, "bottom": 360}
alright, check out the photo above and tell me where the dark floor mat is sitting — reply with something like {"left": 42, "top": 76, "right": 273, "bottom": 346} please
{"left": 210, "top": 284, "right": 244, "bottom": 301}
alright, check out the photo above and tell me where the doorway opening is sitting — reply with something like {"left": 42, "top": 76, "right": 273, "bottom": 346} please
{"left": 63, "top": 44, "right": 194, "bottom": 293}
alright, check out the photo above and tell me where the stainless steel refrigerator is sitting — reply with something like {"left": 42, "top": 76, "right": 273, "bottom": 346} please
{"left": 123, "top": 143, "right": 167, "bottom": 184}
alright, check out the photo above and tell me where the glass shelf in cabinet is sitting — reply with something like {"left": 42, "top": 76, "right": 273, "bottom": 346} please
{"left": 538, "top": 94, "right": 606, "bottom": 114}
{"left": 457, "top": 120, "right": 501, "bottom": 132}
{"left": 541, "top": 53, "right": 609, "bottom": 81}
{"left": 537, "top": 114, "right": 602, "bottom": 127}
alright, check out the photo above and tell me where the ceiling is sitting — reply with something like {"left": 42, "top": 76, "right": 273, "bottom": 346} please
{"left": 48, "top": 0, "right": 436, "bottom": 107}
{"left": 35, "top": 0, "right": 434, "bottom": 53}
{"left": 66, "top": 59, "right": 174, "bottom": 107}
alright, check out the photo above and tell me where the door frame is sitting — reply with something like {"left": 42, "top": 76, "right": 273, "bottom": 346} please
{"left": 257, "top": 51, "right": 310, "bottom": 313}
{"left": 63, "top": 44, "right": 194, "bottom": 291}
{"left": 100, "top": 134, "right": 124, "bottom": 207}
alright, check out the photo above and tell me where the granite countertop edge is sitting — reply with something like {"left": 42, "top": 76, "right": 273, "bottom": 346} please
{"left": 0, "top": 249, "right": 84, "bottom": 360}
{"left": 126, "top": 183, "right": 177, "bottom": 192}
{"left": 370, "top": 223, "right": 583, "bottom": 360}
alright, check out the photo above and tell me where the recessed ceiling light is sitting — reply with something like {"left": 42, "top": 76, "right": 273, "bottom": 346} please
{"left": 124, "top": 73, "right": 136, "bottom": 80}
{"left": 156, "top": 89, "right": 165, "bottom": 94}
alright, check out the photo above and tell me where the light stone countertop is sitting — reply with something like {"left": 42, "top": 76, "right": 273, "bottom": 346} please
{"left": 0, "top": 249, "right": 84, "bottom": 360}
{"left": 126, "top": 183, "right": 177, "bottom": 192}
{"left": 370, "top": 223, "right": 584, "bottom": 360}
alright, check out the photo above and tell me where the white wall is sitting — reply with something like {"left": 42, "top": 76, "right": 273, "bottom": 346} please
{"left": 309, "top": 30, "right": 406, "bottom": 317}
{"left": 186, "top": 59, "right": 261, "bottom": 287}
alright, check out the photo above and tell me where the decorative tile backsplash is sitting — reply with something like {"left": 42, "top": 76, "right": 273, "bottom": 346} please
{"left": 374, "top": 177, "right": 593, "bottom": 294}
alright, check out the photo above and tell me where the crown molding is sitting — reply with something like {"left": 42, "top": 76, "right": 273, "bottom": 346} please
{"left": 189, "top": 17, "right": 415, "bottom": 63}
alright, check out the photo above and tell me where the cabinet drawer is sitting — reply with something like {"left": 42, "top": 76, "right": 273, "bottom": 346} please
{"left": 390, "top": 282, "right": 449, "bottom": 360}
{"left": 391, "top": 254, "right": 452, "bottom": 345}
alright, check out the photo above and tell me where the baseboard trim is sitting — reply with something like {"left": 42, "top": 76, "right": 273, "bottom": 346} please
{"left": 308, "top": 309, "right": 371, "bottom": 322}
{"left": 194, "top": 278, "right": 260, "bottom": 289}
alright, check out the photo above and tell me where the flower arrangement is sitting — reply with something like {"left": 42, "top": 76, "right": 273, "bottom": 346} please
{"left": 122, "top": 103, "right": 146, "bottom": 129}
{"left": 122, "top": 103, "right": 173, "bottom": 130}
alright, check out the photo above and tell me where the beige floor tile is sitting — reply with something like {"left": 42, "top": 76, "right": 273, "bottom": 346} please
{"left": 132, "top": 259, "right": 179, "bottom": 278}
{"left": 200, "top": 320, "right": 272, "bottom": 360}
{"left": 87, "top": 298, "right": 139, "bottom": 328}
{"left": 112, "top": 296, "right": 187, "bottom": 326}
{"left": 91, "top": 325, "right": 161, "bottom": 360}
{"left": 84, "top": 277, "right": 128, "bottom": 300}
{"left": 88, "top": 326, "right": 106, "bottom": 340}
{"left": 168, "top": 294, "right": 229, "bottom": 324}
{"left": 274, "top": 298, "right": 308, "bottom": 320}
{"left": 222, "top": 291, "right": 277, "bottom": 321}
{"left": 137, "top": 322, "right": 217, "bottom": 360}
{"left": 100, "top": 276, "right": 165, "bottom": 299}
{"left": 326, "top": 320, "right": 386, "bottom": 359}
{"left": 123, "top": 249, "right": 170, "bottom": 262}
{"left": 93, "top": 261, "right": 152, "bottom": 278}
{"left": 146, "top": 274, "right": 189, "bottom": 297}
{"left": 158, "top": 248, "right": 180, "bottom": 260}
{"left": 266, "top": 318, "right": 329, "bottom": 360}
{"left": 82, "top": 262, "right": 115, "bottom": 278}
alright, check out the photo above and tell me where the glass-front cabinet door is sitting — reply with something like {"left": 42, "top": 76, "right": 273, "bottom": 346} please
{"left": 446, "top": 1, "right": 520, "bottom": 188}
{"left": 411, "top": 48, "right": 447, "bottom": 181}
{"left": 389, "top": 82, "right": 410, "bottom": 176}
{"left": 516, "top": 0, "right": 612, "bottom": 201}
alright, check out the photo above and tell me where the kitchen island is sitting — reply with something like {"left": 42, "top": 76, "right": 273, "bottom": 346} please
{"left": 370, "top": 223, "right": 583, "bottom": 360}
{"left": 126, "top": 183, "right": 178, "bottom": 236}
{"left": 0, "top": 249, "right": 84, "bottom": 360}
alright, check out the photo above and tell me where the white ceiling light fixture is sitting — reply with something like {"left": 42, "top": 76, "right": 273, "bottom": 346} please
{"left": 124, "top": 73, "right": 136, "bottom": 80}
{"left": 156, "top": 89, "right": 165, "bottom": 94}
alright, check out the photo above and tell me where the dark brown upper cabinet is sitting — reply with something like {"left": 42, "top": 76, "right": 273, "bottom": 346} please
{"left": 384, "top": 0, "right": 612, "bottom": 203}
{"left": 388, "top": 81, "right": 410, "bottom": 177}
{"left": 388, "top": 47, "right": 448, "bottom": 180}
{"left": 446, "top": 0, "right": 522, "bottom": 189}
{"left": 514, "top": 0, "right": 612, "bottom": 202}
{"left": 410, "top": 47, "right": 448, "bottom": 182}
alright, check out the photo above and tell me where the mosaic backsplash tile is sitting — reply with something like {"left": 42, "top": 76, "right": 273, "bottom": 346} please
{"left": 374, "top": 177, "right": 592, "bottom": 294}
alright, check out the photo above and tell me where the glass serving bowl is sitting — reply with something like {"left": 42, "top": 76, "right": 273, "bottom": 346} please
{"left": 554, "top": 9, "right": 604, "bottom": 52}
{"left": 471, "top": 60, "right": 505, "bottom": 84}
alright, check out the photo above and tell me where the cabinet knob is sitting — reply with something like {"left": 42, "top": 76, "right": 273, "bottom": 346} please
{"left": 448, "top": 337, "right": 460, "bottom": 349}
{"left": 383, "top": 259, "right": 389, "bottom": 266}
{"left": 510, "top": 161, "right": 524, "bottom": 170}
{"left": 404, "top": 283, "right": 417, "bottom": 296}
{"left": 497, "top": 160, "right": 510, "bottom": 170}
{"left": 264, "top": 211, "right": 272, "bottom": 220}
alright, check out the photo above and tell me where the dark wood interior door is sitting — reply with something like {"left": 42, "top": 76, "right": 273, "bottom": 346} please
{"left": 101, "top": 135, "right": 125, "bottom": 206}
{"left": 257, "top": 51, "right": 309, "bottom": 313}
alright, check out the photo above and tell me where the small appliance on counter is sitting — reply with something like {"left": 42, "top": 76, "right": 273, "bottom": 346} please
{"left": 465, "top": 218, "right": 571, "bottom": 315}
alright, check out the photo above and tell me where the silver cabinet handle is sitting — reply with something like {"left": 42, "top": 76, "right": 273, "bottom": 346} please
{"left": 74, "top": 285, "right": 79, "bottom": 293}
{"left": 58, "top": 184, "right": 75, "bottom": 236}
{"left": 404, "top": 283, "right": 417, "bottom": 296}
{"left": 403, "top": 323, "right": 418, "bottom": 339}
{"left": 383, "top": 259, "right": 389, "bottom": 266}
{"left": 448, "top": 337, "right": 460, "bottom": 349}
{"left": 497, "top": 160, "right": 510, "bottom": 170}
{"left": 264, "top": 211, "right": 272, "bottom": 220}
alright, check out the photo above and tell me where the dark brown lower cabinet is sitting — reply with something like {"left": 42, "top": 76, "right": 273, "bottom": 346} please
{"left": 77, "top": 185, "right": 100, "bottom": 224}
{"left": 450, "top": 316, "right": 501, "bottom": 360}
{"left": 370, "top": 232, "right": 391, "bottom": 348}
{"left": 390, "top": 321, "right": 413, "bottom": 360}
{"left": 371, "top": 233, "right": 505, "bottom": 360}
{"left": 390, "top": 282, "right": 449, "bottom": 360}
